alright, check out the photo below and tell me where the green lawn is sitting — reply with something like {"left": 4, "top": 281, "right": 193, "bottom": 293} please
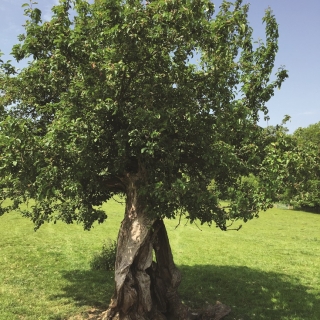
{"left": 0, "top": 200, "right": 319, "bottom": 320}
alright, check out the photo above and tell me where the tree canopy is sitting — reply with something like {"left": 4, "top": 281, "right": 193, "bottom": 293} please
{"left": 0, "top": 0, "right": 288, "bottom": 229}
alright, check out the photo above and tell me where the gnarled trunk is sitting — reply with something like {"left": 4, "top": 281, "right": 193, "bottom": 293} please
{"left": 103, "top": 175, "right": 189, "bottom": 320}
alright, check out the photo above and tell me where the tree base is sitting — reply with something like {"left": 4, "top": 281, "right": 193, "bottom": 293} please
{"left": 78, "top": 301, "right": 231, "bottom": 320}
{"left": 100, "top": 214, "right": 231, "bottom": 320}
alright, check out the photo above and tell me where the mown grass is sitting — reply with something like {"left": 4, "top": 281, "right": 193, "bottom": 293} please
{"left": 0, "top": 200, "right": 319, "bottom": 320}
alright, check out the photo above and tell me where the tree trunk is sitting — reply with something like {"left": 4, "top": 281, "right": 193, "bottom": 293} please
{"left": 103, "top": 175, "right": 189, "bottom": 320}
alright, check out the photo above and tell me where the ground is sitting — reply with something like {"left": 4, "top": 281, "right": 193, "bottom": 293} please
{"left": 68, "top": 302, "right": 231, "bottom": 320}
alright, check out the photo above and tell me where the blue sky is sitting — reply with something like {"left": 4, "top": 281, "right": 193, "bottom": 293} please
{"left": 1, "top": 0, "right": 319, "bottom": 133}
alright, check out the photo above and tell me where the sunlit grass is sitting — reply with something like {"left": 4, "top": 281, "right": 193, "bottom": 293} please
{"left": 168, "top": 208, "right": 320, "bottom": 319}
{"left": 0, "top": 200, "right": 319, "bottom": 319}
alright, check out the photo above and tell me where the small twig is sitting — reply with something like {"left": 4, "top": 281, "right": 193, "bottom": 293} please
{"left": 226, "top": 220, "right": 235, "bottom": 228}
{"left": 226, "top": 224, "right": 242, "bottom": 231}
{"left": 175, "top": 211, "right": 183, "bottom": 229}
{"left": 194, "top": 220, "right": 202, "bottom": 231}
{"left": 112, "top": 196, "right": 125, "bottom": 205}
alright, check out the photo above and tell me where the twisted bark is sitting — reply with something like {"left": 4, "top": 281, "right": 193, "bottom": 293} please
{"left": 103, "top": 175, "right": 189, "bottom": 320}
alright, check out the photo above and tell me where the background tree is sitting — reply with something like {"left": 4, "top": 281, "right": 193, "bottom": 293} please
{"left": 221, "top": 119, "right": 293, "bottom": 204}
{"left": 0, "top": 0, "right": 288, "bottom": 319}
{"left": 279, "top": 123, "right": 320, "bottom": 211}
{"left": 294, "top": 121, "right": 320, "bottom": 147}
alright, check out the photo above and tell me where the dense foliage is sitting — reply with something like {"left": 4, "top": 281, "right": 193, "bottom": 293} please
{"left": 0, "top": 0, "right": 289, "bottom": 230}
{"left": 294, "top": 121, "right": 320, "bottom": 147}
{"left": 282, "top": 123, "right": 320, "bottom": 211}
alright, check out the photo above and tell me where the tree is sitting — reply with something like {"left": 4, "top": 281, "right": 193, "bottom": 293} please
{"left": 280, "top": 123, "right": 320, "bottom": 211}
{"left": 0, "top": 0, "right": 288, "bottom": 319}
{"left": 261, "top": 122, "right": 320, "bottom": 212}
{"left": 294, "top": 121, "right": 320, "bottom": 147}
{"left": 282, "top": 143, "right": 320, "bottom": 212}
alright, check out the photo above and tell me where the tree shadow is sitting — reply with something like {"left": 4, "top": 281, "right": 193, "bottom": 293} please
{"left": 50, "top": 269, "right": 114, "bottom": 309}
{"left": 179, "top": 264, "right": 320, "bottom": 319}
{"left": 294, "top": 206, "right": 320, "bottom": 214}
{"left": 53, "top": 265, "right": 320, "bottom": 319}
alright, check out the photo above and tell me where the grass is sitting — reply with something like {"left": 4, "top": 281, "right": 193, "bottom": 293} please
{"left": 0, "top": 200, "right": 319, "bottom": 320}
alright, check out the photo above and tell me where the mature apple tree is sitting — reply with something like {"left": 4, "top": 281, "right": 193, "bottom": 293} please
{"left": 0, "top": 0, "right": 288, "bottom": 318}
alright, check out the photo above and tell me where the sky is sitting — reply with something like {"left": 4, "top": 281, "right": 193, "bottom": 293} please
{"left": 0, "top": 0, "right": 319, "bottom": 133}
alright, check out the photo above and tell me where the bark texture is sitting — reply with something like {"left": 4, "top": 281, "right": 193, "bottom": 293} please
{"left": 103, "top": 175, "right": 189, "bottom": 320}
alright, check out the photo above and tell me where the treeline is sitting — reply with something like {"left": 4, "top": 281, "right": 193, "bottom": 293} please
{"left": 215, "top": 121, "right": 320, "bottom": 212}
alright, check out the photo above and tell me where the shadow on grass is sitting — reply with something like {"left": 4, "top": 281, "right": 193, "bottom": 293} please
{"left": 294, "top": 206, "right": 320, "bottom": 214}
{"left": 50, "top": 269, "right": 114, "bottom": 309}
{"left": 179, "top": 265, "right": 320, "bottom": 320}
{"left": 54, "top": 265, "right": 320, "bottom": 319}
